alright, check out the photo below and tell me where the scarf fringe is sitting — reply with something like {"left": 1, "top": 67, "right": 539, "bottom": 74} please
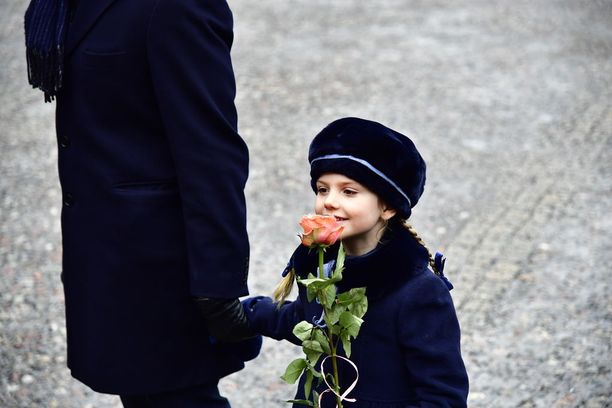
{"left": 26, "top": 46, "right": 64, "bottom": 102}
{"left": 24, "top": 0, "right": 68, "bottom": 102}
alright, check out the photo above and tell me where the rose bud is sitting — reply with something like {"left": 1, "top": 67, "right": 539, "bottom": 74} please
{"left": 299, "top": 214, "right": 344, "bottom": 248}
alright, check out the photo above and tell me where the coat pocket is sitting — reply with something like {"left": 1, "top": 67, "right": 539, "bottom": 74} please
{"left": 112, "top": 179, "right": 178, "bottom": 193}
{"left": 111, "top": 180, "right": 180, "bottom": 205}
{"left": 82, "top": 49, "right": 128, "bottom": 69}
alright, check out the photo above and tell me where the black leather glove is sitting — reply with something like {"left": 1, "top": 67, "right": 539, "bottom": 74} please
{"left": 193, "top": 297, "right": 255, "bottom": 342}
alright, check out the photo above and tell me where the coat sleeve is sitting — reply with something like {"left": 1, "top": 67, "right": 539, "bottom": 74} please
{"left": 398, "top": 275, "right": 469, "bottom": 407}
{"left": 242, "top": 296, "right": 311, "bottom": 346}
{"left": 146, "top": 0, "right": 249, "bottom": 298}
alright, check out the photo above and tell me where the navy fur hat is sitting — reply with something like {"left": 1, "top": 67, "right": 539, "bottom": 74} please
{"left": 309, "top": 117, "right": 426, "bottom": 219}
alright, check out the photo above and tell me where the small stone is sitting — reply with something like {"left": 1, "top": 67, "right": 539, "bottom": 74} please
{"left": 6, "top": 383, "right": 19, "bottom": 393}
{"left": 21, "top": 374, "right": 34, "bottom": 384}
{"left": 38, "top": 355, "right": 52, "bottom": 363}
{"left": 538, "top": 242, "right": 551, "bottom": 251}
{"left": 468, "top": 392, "right": 486, "bottom": 400}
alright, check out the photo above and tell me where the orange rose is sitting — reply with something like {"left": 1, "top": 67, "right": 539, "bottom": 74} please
{"left": 299, "top": 214, "right": 344, "bottom": 247}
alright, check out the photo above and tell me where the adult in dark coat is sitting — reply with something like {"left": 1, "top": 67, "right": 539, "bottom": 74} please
{"left": 24, "top": 0, "right": 259, "bottom": 405}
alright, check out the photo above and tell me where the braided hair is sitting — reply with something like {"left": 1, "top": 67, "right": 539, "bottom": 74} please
{"left": 401, "top": 221, "right": 441, "bottom": 276}
{"left": 273, "top": 268, "right": 295, "bottom": 305}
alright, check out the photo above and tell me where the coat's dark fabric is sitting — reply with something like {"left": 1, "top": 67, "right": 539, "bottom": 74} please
{"left": 55, "top": 0, "right": 253, "bottom": 395}
{"left": 244, "top": 226, "right": 469, "bottom": 407}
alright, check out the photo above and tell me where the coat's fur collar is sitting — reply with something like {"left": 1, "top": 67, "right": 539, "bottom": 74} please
{"left": 290, "top": 224, "right": 430, "bottom": 299}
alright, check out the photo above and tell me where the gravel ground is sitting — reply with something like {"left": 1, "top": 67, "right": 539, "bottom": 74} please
{"left": 1, "top": 0, "right": 611, "bottom": 407}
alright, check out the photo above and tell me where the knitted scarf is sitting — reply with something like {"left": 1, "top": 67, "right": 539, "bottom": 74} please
{"left": 24, "top": 0, "right": 69, "bottom": 102}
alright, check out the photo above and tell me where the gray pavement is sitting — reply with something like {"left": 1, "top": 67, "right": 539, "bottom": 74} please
{"left": 1, "top": 0, "right": 611, "bottom": 407}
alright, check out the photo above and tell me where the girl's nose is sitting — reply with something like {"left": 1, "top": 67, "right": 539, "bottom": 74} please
{"left": 324, "top": 191, "right": 339, "bottom": 209}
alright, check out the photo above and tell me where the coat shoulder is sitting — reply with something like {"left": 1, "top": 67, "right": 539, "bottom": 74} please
{"left": 396, "top": 268, "right": 453, "bottom": 305}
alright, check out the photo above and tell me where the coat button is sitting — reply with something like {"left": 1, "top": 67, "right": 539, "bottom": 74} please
{"left": 63, "top": 193, "right": 74, "bottom": 207}
{"left": 59, "top": 135, "right": 70, "bottom": 148}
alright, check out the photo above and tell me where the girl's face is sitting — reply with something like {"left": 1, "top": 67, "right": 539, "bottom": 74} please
{"left": 315, "top": 173, "right": 396, "bottom": 256}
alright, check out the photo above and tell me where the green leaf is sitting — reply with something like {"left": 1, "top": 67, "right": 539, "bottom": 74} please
{"left": 303, "top": 340, "right": 324, "bottom": 353}
{"left": 302, "top": 277, "right": 333, "bottom": 303}
{"left": 349, "top": 286, "right": 366, "bottom": 298}
{"left": 293, "top": 321, "right": 314, "bottom": 342}
{"left": 306, "top": 285, "right": 317, "bottom": 303}
{"left": 339, "top": 311, "right": 363, "bottom": 338}
{"left": 305, "top": 361, "right": 323, "bottom": 379}
{"left": 299, "top": 277, "right": 327, "bottom": 287}
{"left": 324, "top": 302, "right": 343, "bottom": 326}
{"left": 281, "top": 358, "right": 308, "bottom": 384}
{"left": 325, "top": 372, "right": 337, "bottom": 388}
{"left": 336, "top": 287, "right": 364, "bottom": 305}
{"left": 303, "top": 369, "right": 314, "bottom": 401}
{"left": 341, "top": 333, "right": 352, "bottom": 358}
{"left": 303, "top": 340, "right": 324, "bottom": 364}
{"left": 320, "top": 284, "right": 337, "bottom": 308}
{"left": 312, "top": 391, "right": 320, "bottom": 408}
{"left": 296, "top": 273, "right": 321, "bottom": 288}
{"left": 348, "top": 289, "right": 368, "bottom": 319}
{"left": 313, "top": 329, "right": 331, "bottom": 354}
{"left": 333, "top": 244, "right": 346, "bottom": 279}
{"left": 301, "top": 278, "right": 326, "bottom": 302}
{"left": 298, "top": 273, "right": 323, "bottom": 302}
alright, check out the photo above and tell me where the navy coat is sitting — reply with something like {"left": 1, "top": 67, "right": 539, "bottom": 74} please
{"left": 55, "top": 0, "right": 254, "bottom": 395}
{"left": 244, "top": 226, "right": 469, "bottom": 407}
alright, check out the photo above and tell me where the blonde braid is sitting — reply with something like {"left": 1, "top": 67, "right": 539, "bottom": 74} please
{"left": 273, "top": 268, "right": 296, "bottom": 307}
{"left": 402, "top": 221, "right": 440, "bottom": 275}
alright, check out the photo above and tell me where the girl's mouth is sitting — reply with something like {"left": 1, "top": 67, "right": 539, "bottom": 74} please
{"left": 334, "top": 216, "right": 347, "bottom": 222}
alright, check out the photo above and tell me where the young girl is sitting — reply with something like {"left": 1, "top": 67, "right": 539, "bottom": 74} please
{"left": 243, "top": 117, "right": 469, "bottom": 407}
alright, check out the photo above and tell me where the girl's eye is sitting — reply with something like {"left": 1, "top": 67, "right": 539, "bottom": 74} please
{"left": 317, "top": 186, "right": 329, "bottom": 194}
{"left": 343, "top": 189, "right": 357, "bottom": 196}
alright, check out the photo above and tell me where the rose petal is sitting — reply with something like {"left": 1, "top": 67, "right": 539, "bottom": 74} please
{"left": 298, "top": 215, "right": 344, "bottom": 247}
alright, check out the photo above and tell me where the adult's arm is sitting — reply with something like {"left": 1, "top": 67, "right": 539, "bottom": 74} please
{"left": 147, "top": 0, "right": 249, "bottom": 298}
{"left": 147, "top": 1, "right": 250, "bottom": 340}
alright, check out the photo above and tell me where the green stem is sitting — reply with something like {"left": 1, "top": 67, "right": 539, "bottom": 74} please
{"left": 318, "top": 247, "right": 342, "bottom": 407}
{"left": 329, "top": 339, "right": 343, "bottom": 408}
{"left": 318, "top": 248, "right": 325, "bottom": 279}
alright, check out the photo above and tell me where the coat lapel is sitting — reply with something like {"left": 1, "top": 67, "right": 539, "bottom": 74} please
{"left": 65, "top": 0, "right": 118, "bottom": 57}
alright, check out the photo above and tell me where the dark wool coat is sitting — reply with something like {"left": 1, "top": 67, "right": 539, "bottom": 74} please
{"left": 55, "top": 0, "right": 257, "bottom": 395}
{"left": 244, "top": 226, "right": 469, "bottom": 407}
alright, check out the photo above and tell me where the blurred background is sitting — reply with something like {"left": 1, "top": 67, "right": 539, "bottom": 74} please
{"left": 1, "top": 0, "right": 611, "bottom": 407}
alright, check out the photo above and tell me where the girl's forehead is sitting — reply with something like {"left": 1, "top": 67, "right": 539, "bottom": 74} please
{"left": 317, "top": 173, "right": 363, "bottom": 186}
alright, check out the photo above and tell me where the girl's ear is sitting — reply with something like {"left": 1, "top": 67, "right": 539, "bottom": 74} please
{"left": 381, "top": 204, "right": 397, "bottom": 221}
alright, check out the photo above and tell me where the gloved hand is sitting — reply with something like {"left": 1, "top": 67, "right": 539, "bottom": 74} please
{"left": 194, "top": 297, "right": 255, "bottom": 342}
{"left": 217, "top": 334, "right": 263, "bottom": 362}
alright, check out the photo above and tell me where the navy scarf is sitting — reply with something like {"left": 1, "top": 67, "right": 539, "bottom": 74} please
{"left": 24, "top": 0, "right": 70, "bottom": 102}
